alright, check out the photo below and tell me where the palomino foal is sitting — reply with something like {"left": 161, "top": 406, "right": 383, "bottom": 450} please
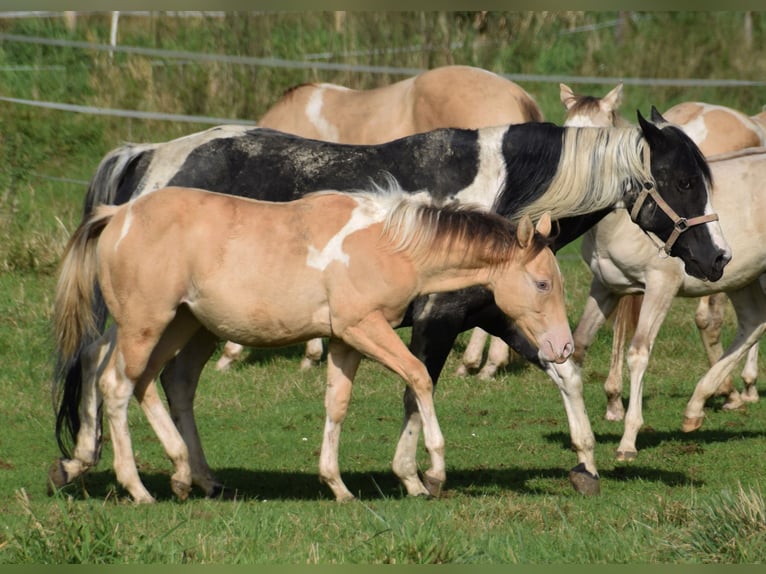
{"left": 52, "top": 186, "right": 571, "bottom": 503}
{"left": 218, "top": 64, "right": 544, "bottom": 372}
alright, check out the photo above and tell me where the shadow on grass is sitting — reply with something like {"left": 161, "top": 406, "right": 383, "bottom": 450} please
{"left": 56, "top": 461, "right": 690, "bottom": 503}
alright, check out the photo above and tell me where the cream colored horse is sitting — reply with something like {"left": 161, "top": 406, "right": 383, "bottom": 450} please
{"left": 52, "top": 185, "right": 571, "bottom": 503}
{"left": 559, "top": 83, "right": 765, "bottom": 460}
{"left": 217, "top": 64, "right": 544, "bottom": 373}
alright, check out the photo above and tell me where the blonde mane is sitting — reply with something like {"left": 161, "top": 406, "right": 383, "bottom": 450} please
{"left": 508, "top": 126, "right": 652, "bottom": 223}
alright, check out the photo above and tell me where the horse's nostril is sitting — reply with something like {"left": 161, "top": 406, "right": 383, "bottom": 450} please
{"left": 715, "top": 250, "right": 732, "bottom": 272}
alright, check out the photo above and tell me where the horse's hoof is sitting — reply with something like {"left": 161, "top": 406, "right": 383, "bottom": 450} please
{"left": 299, "top": 358, "right": 317, "bottom": 371}
{"left": 205, "top": 483, "right": 227, "bottom": 499}
{"left": 605, "top": 403, "right": 625, "bottom": 422}
{"left": 47, "top": 459, "right": 69, "bottom": 495}
{"left": 423, "top": 474, "right": 444, "bottom": 498}
{"left": 568, "top": 463, "right": 600, "bottom": 495}
{"left": 682, "top": 416, "right": 704, "bottom": 432}
{"left": 335, "top": 492, "right": 356, "bottom": 503}
{"left": 454, "top": 364, "right": 469, "bottom": 377}
{"left": 722, "top": 398, "right": 745, "bottom": 411}
{"left": 615, "top": 449, "right": 637, "bottom": 462}
{"left": 171, "top": 479, "right": 192, "bottom": 501}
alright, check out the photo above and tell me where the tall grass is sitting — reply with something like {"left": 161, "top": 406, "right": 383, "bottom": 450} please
{"left": 2, "top": 12, "right": 766, "bottom": 564}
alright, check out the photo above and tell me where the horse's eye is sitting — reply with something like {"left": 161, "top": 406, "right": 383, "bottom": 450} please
{"left": 678, "top": 178, "right": 693, "bottom": 191}
{"left": 536, "top": 280, "right": 551, "bottom": 292}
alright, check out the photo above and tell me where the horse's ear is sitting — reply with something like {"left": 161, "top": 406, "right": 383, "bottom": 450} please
{"left": 601, "top": 83, "right": 623, "bottom": 112}
{"left": 535, "top": 212, "right": 552, "bottom": 238}
{"left": 650, "top": 105, "right": 667, "bottom": 124}
{"left": 517, "top": 215, "right": 534, "bottom": 248}
{"left": 560, "top": 83, "right": 576, "bottom": 110}
{"left": 637, "top": 109, "right": 665, "bottom": 149}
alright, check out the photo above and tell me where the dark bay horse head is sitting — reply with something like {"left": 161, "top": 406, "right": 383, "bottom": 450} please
{"left": 631, "top": 107, "right": 730, "bottom": 281}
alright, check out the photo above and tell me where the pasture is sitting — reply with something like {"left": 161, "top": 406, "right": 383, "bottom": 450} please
{"left": 2, "top": 12, "right": 766, "bottom": 563}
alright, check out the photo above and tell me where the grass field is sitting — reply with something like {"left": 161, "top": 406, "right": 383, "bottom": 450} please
{"left": 1, "top": 12, "right": 766, "bottom": 564}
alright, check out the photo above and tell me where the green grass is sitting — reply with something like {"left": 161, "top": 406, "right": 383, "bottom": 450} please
{"left": 2, "top": 11, "right": 766, "bottom": 564}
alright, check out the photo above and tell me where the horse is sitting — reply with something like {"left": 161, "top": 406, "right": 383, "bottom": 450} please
{"left": 217, "top": 64, "right": 544, "bottom": 373}
{"left": 52, "top": 184, "right": 572, "bottom": 503}
{"left": 454, "top": 82, "right": 631, "bottom": 381}
{"left": 576, "top": 147, "right": 766, "bottom": 460}
{"left": 50, "top": 114, "right": 729, "bottom": 500}
{"left": 552, "top": 83, "right": 764, "bottom": 460}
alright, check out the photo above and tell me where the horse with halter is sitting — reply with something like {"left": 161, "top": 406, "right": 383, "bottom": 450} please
{"left": 557, "top": 83, "right": 764, "bottom": 461}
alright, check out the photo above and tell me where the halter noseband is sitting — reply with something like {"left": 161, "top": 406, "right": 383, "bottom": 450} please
{"left": 629, "top": 145, "right": 719, "bottom": 257}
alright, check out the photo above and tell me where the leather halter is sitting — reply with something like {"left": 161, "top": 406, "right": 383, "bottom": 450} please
{"left": 629, "top": 145, "right": 719, "bottom": 257}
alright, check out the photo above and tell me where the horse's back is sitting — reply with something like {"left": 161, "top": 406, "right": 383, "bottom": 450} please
{"left": 410, "top": 65, "right": 543, "bottom": 130}
{"left": 664, "top": 102, "right": 766, "bottom": 155}
{"left": 257, "top": 65, "right": 542, "bottom": 144}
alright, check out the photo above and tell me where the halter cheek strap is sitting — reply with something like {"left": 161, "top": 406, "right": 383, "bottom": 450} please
{"left": 629, "top": 147, "right": 720, "bottom": 256}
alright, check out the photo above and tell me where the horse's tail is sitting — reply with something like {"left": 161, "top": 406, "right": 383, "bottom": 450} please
{"left": 53, "top": 205, "right": 119, "bottom": 458}
{"left": 82, "top": 142, "right": 156, "bottom": 216}
{"left": 611, "top": 294, "right": 643, "bottom": 351}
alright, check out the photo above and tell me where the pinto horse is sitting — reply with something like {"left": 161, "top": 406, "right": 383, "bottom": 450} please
{"left": 554, "top": 84, "right": 764, "bottom": 460}
{"left": 53, "top": 185, "right": 571, "bottom": 503}
{"left": 455, "top": 81, "right": 632, "bottom": 380}
{"left": 218, "top": 65, "right": 544, "bottom": 372}
{"left": 51, "top": 115, "right": 729, "bottom": 499}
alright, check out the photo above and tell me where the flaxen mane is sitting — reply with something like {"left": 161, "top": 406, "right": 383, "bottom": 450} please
{"left": 510, "top": 126, "right": 652, "bottom": 223}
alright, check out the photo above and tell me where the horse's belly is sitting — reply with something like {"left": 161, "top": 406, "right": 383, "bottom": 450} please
{"left": 187, "top": 296, "right": 332, "bottom": 347}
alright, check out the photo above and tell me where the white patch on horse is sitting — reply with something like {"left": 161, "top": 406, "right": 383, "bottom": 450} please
{"left": 306, "top": 86, "right": 342, "bottom": 142}
{"left": 140, "top": 125, "right": 253, "bottom": 195}
{"left": 451, "top": 126, "right": 507, "bottom": 209}
{"left": 114, "top": 203, "right": 133, "bottom": 251}
{"left": 679, "top": 115, "right": 710, "bottom": 146}
{"left": 306, "top": 197, "right": 388, "bottom": 271}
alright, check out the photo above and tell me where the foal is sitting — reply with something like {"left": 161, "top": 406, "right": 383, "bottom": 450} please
{"left": 53, "top": 186, "right": 571, "bottom": 503}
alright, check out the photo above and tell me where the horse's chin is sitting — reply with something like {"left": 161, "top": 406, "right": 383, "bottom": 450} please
{"left": 684, "top": 260, "right": 724, "bottom": 283}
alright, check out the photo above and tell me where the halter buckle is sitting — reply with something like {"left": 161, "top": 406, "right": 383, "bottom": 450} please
{"left": 674, "top": 218, "right": 689, "bottom": 232}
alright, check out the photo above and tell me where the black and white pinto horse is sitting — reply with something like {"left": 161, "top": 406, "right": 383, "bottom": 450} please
{"left": 51, "top": 109, "right": 730, "bottom": 499}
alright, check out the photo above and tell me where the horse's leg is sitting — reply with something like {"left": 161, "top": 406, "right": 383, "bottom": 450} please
{"left": 49, "top": 326, "right": 115, "bottom": 491}
{"left": 318, "top": 339, "right": 362, "bottom": 501}
{"left": 160, "top": 328, "right": 222, "bottom": 497}
{"left": 394, "top": 305, "right": 461, "bottom": 498}
{"left": 616, "top": 279, "right": 678, "bottom": 460}
{"left": 603, "top": 295, "right": 641, "bottom": 422}
{"left": 301, "top": 337, "right": 325, "bottom": 370}
{"left": 215, "top": 341, "right": 244, "bottom": 371}
{"left": 543, "top": 359, "right": 600, "bottom": 495}
{"left": 683, "top": 283, "right": 766, "bottom": 431}
{"left": 570, "top": 279, "right": 621, "bottom": 419}
{"left": 740, "top": 343, "right": 760, "bottom": 403}
{"left": 456, "top": 327, "right": 489, "bottom": 376}
{"left": 477, "top": 337, "right": 510, "bottom": 380}
{"left": 103, "top": 309, "right": 198, "bottom": 503}
{"left": 345, "top": 312, "right": 444, "bottom": 497}
{"left": 694, "top": 293, "right": 743, "bottom": 408}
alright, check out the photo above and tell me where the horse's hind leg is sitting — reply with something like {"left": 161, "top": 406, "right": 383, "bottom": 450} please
{"left": 456, "top": 328, "right": 489, "bottom": 376}
{"left": 694, "top": 293, "right": 744, "bottom": 409}
{"left": 49, "top": 327, "right": 115, "bottom": 492}
{"left": 477, "top": 336, "right": 510, "bottom": 380}
{"left": 740, "top": 343, "right": 759, "bottom": 403}
{"left": 161, "top": 328, "right": 221, "bottom": 497}
{"left": 215, "top": 341, "right": 244, "bottom": 371}
{"left": 301, "top": 337, "right": 325, "bottom": 370}
{"left": 318, "top": 339, "right": 362, "bottom": 501}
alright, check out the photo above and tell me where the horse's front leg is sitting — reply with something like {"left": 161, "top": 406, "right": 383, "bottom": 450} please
{"left": 477, "top": 336, "right": 511, "bottom": 380}
{"left": 456, "top": 327, "right": 489, "bottom": 376}
{"left": 318, "top": 340, "right": 362, "bottom": 501}
{"left": 543, "top": 359, "right": 600, "bottom": 495}
{"left": 616, "top": 279, "right": 677, "bottom": 460}
{"left": 683, "top": 283, "right": 766, "bottom": 431}
{"left": 160, "top": 328, "right": 221, "bottom": 497}
{"left": 346, "top": 312, "right": 445, "bottom": 498}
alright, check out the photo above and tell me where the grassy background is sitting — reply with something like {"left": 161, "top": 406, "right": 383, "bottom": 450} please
{"left": 1, "top": 11, "right": 766, "bottom": 563}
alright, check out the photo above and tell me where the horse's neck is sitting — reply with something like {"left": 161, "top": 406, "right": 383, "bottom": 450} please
{"left": 449, "top": 126, "right": 509, "bottom": 209}
{"left": 415, "top": 253, "right": 498, "bottom": 295}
